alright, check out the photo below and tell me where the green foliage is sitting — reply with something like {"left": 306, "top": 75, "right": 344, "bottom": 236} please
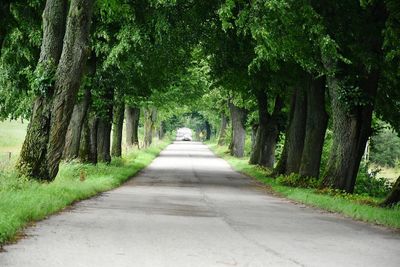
{"left": 29, "top": 59, "right": 57, "bottom": 96}
{"left": 0, "top": 0, "right": 43, "bottom": 120}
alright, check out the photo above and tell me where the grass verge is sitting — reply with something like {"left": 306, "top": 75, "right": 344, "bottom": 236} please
{"left": 0, "top": 140, "right": 170, "bottom": 246}
{"left": 208, "top": 143, "right": 400, "bottom": 229}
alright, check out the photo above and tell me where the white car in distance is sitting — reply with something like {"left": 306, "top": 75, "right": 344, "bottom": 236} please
{"left": 176, "top": 127, "right": 193, "bottom": 141}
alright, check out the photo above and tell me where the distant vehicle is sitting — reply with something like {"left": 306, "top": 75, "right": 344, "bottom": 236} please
{"left": 176, "top": 127, "right": 192, "bottom": 141}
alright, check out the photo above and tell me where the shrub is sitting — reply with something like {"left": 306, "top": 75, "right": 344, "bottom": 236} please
{"left": 354, "top": 166, "right": 393, "bottom": 198}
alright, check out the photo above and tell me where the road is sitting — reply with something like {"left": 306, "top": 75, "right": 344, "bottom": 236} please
{"left": 1, "top": 141, "right": 399, "bottom": 267}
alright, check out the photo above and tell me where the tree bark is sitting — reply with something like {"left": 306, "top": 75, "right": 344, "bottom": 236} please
{"left": 217, "top": 114, "right": 228, "bottom": 145}
{"left": 381, "top": 176, "right": 400, "bottom": 207}
{"left": 63, "top": 87, "right": 91, "bottom": 160}
{"left": 17, "top": 0, "right": 68, "bottom": 180}
{"left": 46, "top": 0, "right": 94, "bottom": 179}
{"left": 229, "top": 102, "right": 247, "bottom": 157}
{"left": 299, "top": 77, "right": 328, "bottom": 178}
{"left": 322, "top": 71, "right": 378, "bottom": 192}
{"left": 125, "top": 106, "right": 140, "bottom": 148}
{"left": 144, "top": 108, "right": 157, "bottom": 147}
{"left": 111, "top": 102, "right": 124, "bottom": 157}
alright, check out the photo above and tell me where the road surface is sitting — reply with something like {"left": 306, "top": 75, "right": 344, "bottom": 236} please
{"left": 1, "top": 141, "right": 399, "bottom": 267}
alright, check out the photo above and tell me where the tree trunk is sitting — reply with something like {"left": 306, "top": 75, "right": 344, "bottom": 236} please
{"left": 159, "top": 121, "right": 166, "bottom": 140}
{"left": 249, "top": 90, "right": 268, "bottom": 165}
{"left": 97, "top": 119, "right": 112, "bottom": 163}
{"left": 250, "top": 123, "right": 258, "bottom": 151}
{"left": 111, "top": 103, "right": 124, "bottom": 157}
{"left": 229, "top": 102, "right": 247, "bottom": 157}
{"left": 381, "top": 176, "right": 400, "bottom": 207}
{"left": 249, "top": 92, "right": 283, "bottom": 168}
{"left": 77, "top": 55, "right": 95, "bottom": 163}
{"left": 322, "top": 71, "right": 378, "bottom": 192}
{"left": 274, "top": 89, "right": 296, "bottom": 176}
{"left": 96, "top": 88, "right": 114, "bottom": 163}
{"left": 79, "top": 115, "right": 91, "bottom": 163}
{"left": 144, "top": 108, "right": 157, "bottom": 147}
{"left": 205, "top": 121, "right": 211, "bottom": 140}
{"left": 88, "top": 115, "right": 98, "bottom": 164}
{"left": 63, "top": 87, "right": 90, "bottom": 160}
{"left": 125, "top": 106, "right": 140, "bottom": 148}
{"left": 260, "top": 96, "right": 283, "bottom": 168}
{"left": 46, "top": 0, "right": 94, "bottom": 179}
{"left": 285, "top": 87, "right": 307, "bottom": 174}
{"left": 299, "top": 77, "right": 328, "bottom": 178}
{"left": 16, "top": 0, "right": 68, "bottom": 180}
{"left": 217, "top": 114, "right": 228, "bottom": 145}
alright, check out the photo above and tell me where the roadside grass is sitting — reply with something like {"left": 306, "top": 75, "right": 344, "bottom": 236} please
{"left": 207, "top": 143, "right": 400, "bottom": 229}
{"left": 0, "top": 139, "right": 170, "bottom": 246}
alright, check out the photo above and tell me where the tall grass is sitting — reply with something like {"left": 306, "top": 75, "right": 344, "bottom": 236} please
{"left": 0, "top": 140, "right": 170, "bottom": 246}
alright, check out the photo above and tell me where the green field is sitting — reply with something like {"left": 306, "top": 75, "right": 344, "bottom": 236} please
{"left": 0, "top": 120, "right": 27, "bottom": 153}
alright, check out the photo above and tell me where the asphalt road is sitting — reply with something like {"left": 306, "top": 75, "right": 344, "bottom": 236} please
{"left": 1, "top": 141, "right": 399, "bottom": 267}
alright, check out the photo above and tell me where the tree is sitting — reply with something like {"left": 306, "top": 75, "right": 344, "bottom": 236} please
{"left": 16, "top": 0, "right": 94, "bottom": 180}
{"left": 16, "top": 0, "right": 68, "bottom": 180}
{"left": 320, "top": 1, "right": 387, "bottom": 192}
